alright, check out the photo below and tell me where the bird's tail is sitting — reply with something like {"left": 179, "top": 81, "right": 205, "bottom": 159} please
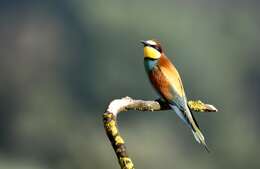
{"left": 192, "top": 128, "right": 210, "bottom": 153}
{"left": 170, "top": 104, "right": 210, "bottom": 152}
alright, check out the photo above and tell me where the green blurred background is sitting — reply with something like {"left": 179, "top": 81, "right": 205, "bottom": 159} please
{"left": 0, "top": 0, "right": 260, "bottom": 169}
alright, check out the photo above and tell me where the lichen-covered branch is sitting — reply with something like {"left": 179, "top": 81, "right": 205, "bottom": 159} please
{"left": 188, "top": 100, "right": 218, "bottom": 112}
{"left": 103, "top": 96, "right": 217, "bottom": 169}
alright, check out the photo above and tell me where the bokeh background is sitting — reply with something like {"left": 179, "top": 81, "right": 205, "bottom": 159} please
{"left": 0, "top": 0, "right": 260, "bottom": 169}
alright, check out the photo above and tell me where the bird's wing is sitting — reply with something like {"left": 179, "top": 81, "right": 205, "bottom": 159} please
{"left": 157, "top": 55, "right": 196, "bottom": 128}
{"left": 158, "top": 55, "right": 186, "bottom": 98}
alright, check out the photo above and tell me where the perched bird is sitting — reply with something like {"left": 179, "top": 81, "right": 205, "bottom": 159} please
{"left": 141, "top": 39, "right": 209, "bottom": 152}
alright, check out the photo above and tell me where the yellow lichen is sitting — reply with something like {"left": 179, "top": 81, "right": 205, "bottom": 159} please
{"left": 106, "top": 120, "right": 115, "bottom": 127}
{"left": 188, "top": 100, "right": 206, "bottom": 112}
{"left": 103, "top": 113, "right": 113, "bottom": 119}
{"left": 115, "top": 135, "right": 125, "bottom": 145}
{"left": 109, "top": 121, "right": 118, "bottom": 136}
{"left": 119, "top": 157, "right": 134, "bottom": 169}
{"left": 104, "top": 119, "right": 118, "bottom": 136}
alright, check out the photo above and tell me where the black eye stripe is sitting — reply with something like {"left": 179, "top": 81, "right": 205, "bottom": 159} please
{"left": 151, "top": 45, "right": 157, "bottom": 49}
{"left": 150, "top": 45, "right": 161, "bottom": 52}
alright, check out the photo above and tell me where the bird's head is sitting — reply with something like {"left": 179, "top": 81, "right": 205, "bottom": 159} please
{"left": 141, "top": 39, "right": 163, "bottom": 60}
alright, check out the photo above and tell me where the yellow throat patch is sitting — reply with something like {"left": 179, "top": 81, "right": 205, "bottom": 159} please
{"left": 144, "top": 46, "right": 161, "bottom": 59}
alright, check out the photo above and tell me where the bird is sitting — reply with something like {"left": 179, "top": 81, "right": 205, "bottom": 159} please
{"left": 141, "top": 39, "right": 209, "bottom": 152}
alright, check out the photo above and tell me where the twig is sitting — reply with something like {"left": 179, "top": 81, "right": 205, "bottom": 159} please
{"left": 103, "top": 96, "right": 217, "bottom": 169}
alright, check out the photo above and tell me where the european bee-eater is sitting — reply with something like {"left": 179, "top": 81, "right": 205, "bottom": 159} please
{"left": 141, "top": 39, "right": 209, "bottom": 152}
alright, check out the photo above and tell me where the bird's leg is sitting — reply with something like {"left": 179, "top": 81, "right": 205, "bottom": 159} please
{"left": 155, "top": 97, "right": 171, "bottom": 110}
